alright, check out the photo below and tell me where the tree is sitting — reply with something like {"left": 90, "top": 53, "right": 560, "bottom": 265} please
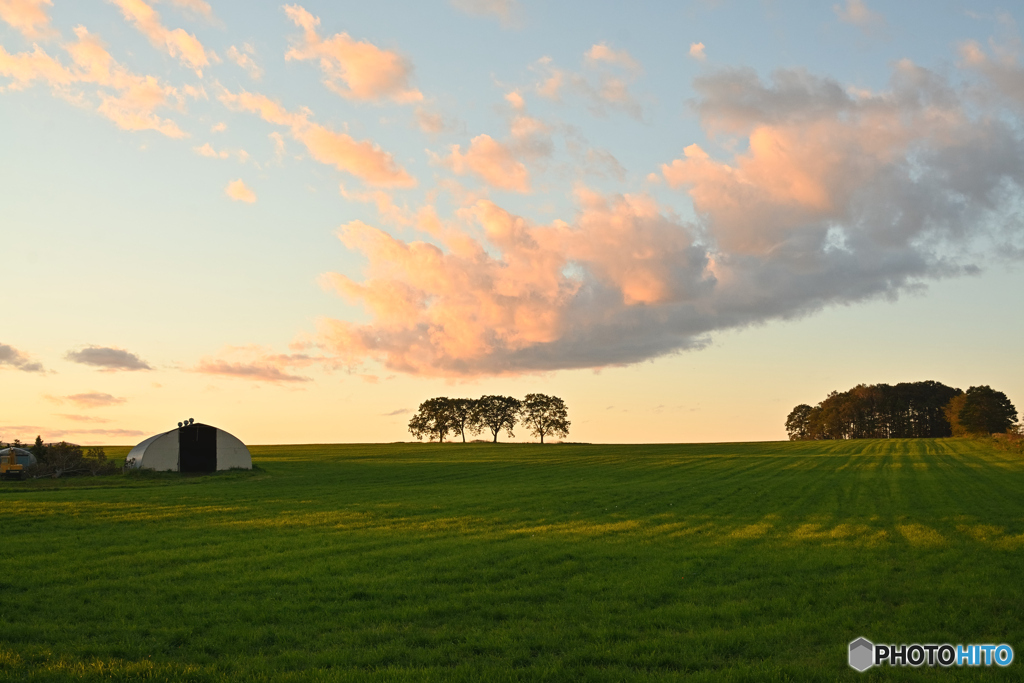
{"left": 521, "top": 393, "right": 570, "bottom": 444}
{"left": 943, "top": 394, "right": 968, "bottom": 436}
{"left": 785, "top": 404, "right": 815, "bottom": 440}
{"left": 787, "top": 380, "right": 964, "bottom": 440}
{"left": 31, "top": 435, "right": 46, "bottom": 458}
{"left": 473, "top": 395, "right": 521, "bottom": 443}
{"left": 957, "top": 386, "right": 1018, "bottom": 435}
{"left": 448, "top": 398, "right": 480, "bottom": 443}
{"left": 408, "top": 398, "right": 455, "bottom": 442}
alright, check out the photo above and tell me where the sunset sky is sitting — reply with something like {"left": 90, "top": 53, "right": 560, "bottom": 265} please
{"left": 3, "top": 0, "right": 1023, "bottom": 445}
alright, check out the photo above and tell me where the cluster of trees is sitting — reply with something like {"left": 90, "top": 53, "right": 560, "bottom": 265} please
{"left": 0, "top": 435, "right": 118, "bottom": 478}
{"left": 409, "top": 394, "right": 570, "bottom": 444}
{"left": 785, "top": 381, "right": 1019, "bottom": 440}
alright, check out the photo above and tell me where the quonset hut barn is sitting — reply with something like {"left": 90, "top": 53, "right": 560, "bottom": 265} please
{"left": 126, "top": 420, "right": 251, "bottom": 472}
{"left": 0, "top": 447, "right": 35, "bottom": 467}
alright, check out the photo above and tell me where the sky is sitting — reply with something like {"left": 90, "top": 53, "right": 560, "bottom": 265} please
{"left": 2, "top": 0, "right": 1023, "bottom": 446}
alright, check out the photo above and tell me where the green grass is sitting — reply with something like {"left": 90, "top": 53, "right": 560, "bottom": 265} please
{"left": 1, "top": 439, "right": 1022, "bottom": 681}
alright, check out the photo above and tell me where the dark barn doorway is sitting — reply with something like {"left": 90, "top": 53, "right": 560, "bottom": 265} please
{"left": 179, "top": 424, "right": 217, "bottom": 472}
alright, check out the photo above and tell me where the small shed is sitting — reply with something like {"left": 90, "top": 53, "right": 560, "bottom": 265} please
{"left": 0, "top": 447, "right": 36, "bottom": 467}
{"left": 126, "top": 422, "right": 251, "bottom": 472}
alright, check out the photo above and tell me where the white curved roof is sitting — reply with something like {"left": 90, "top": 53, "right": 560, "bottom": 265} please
{"left": 126, "top": 425, "right": 251, "bottom": 471}
{"left": 0, "top": 447, "right": 36, "bottom": 466}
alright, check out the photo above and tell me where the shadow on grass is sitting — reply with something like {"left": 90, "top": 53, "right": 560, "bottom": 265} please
{"left": 0, "top": 464, "right": 266, "bottom": 494}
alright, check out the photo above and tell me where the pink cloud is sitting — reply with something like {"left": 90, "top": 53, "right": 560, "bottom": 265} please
{"left": 226, "top": 43, "right": 262, "bottom": 79}
{"left": 313, "top": 188, "right": 712, "bottom": 375}
{"left": 108, "top": 0, "right": 209, "bottom": 74}
{"left": 0, "top": 0, "right": 54, "bottom": 39}
{"left": 195, "top": 142, "right": 229, "bottom": 158}
{"left": 311, "top": 61, "right": 1024, "bottom": 377}
{"left": 0, "top": 26, "right": 186, "bottom": 137}
{"left": 449, "top": 0, "right": 520, "bottom": 26}
{"left": 225, "top": 179, "right": 256, "bottom": 203}
{"left": 660, "top": 64, "right": 974, "bottom": 254}
{"left": 283, "top": 4, "right": 422, "bottom": 104}
{"left": 414, "top": 106, "right": 447, "bottom": 134}
{"left": 445, "top": 134, "right": 530, "bottom": 192}
{"left": 49, "top": 392, "right": 127, "bottom": 408}
{"left": 192, "top": 346, "right": 322, "bottom": 383}
{"left": 167, "top": 0, "right": 214, "bottom": 21}
{"left": 504, "top": 90, "right": 524, "bottom": 109}
{"left": 585, "top": 43, "right": 640, "bottom": 72}
{"left": 689, "top": 42, "right": 706, "bottom": 61}
{"left": 220, "top": 88, "right": 415, "bottom": 187}
{"left": 0, "top": 43, "right": 72, "bottom": 89}
{"left": 55, "top": 414, "right": 113, "bottom": 423}
{"left": 1, "top": 424, "right": 145, "bottom": 441}
{"left": 833, "top": 0, "right": 885, "bottom": 31}
{"left": 532, "top": 54, "right": 642, "bottom": 119}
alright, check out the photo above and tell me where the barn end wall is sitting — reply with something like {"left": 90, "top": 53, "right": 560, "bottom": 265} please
{"left": 216, "top": 430, "right": 252, "bottom": 470}
{"left": 127, "top": 430, "right": 179, "bottom": 471}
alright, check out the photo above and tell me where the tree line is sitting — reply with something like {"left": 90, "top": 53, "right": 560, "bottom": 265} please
{"left": 409, "top": 394, "right": 570, "bottom": 444}
{"left": 1, "top": 435, "right": 117, "bottom": 478}
{"left": 785, "top": 381, "right": 1018, "bottom": 440}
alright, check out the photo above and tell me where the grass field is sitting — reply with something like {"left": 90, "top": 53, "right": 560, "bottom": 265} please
{"left": 1, "top": 439, "right": 1022, "bottom": 681}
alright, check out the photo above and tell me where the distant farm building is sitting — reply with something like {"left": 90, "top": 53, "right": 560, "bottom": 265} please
{"left": 0, "top": 447, "right": 35, "bottom": 467}
{"left": 126, "top": 421, "right": 251, "bottom": 472}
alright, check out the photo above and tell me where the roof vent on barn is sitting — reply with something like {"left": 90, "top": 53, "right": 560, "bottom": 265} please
{"left": 125, "top": 422, "right": 251, "bottom": 472}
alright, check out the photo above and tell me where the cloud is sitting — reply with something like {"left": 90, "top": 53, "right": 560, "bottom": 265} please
{"left": 65, "top": 346, "right": 153, "bottom": 370}
{"left": 192, "top": 346, "right": 318, "bottom": 382}
{"left": 55, "top": 414, "right": 112, "bottom": 423}
{"left": 449, "top": 0, "right": 520, "bottom": 26}
{"left": 689, "top": 42, "right": 706, "bottom": 61}
{"left": 166, "top": 0, "right": 214, "bottom": 22}
{"left": 504, "top": 90, "right": 524, "bottom": 109}
{"left": 195, "top": 142, "right": 229, "bottom": 158}
{"left": 585, "top": 43, "right": 640, "bottom": 72}
{"left": 268, "top": 131, "right": 285, "bottom": 159}
{"left": 225, "top": 178, "right": 256, "bottom": 203}
{"left": 220, "top": 88, "right": 416, "bottom": 187}
{"left": 0, "top": 424, "right": 145, "bottom": 439}
{"left": 583, "top": 147, "right": 626, "bottom": 182}
{"left": 833, "top": 0, "right": 885, "bottom": 31}
{"left": 226, "top": 43, "right": 262, "bottom": 79}
{"left": 193, "top": 360, "right": 308, "bottom": 382}
{"left": 108, "top": 0, "right": 210, "bottom": 75}
{"left": 444, "top": 134, "right": 530, "bottom": 192}
{"left": 0, "top": 343, "right": 44, "bottom": 372}
{"left": 532, "top": 54, "right": 643, "bottom": 119}
{"left": 382, "top": 408, "right": 409, "bottom": 416}
{"left": 283, "top": 4, "right": 422, "bottom": 103}
{"left": 958, "top": 38, "right": 1024, "bottom": 108}
{"left": 0, "top": 26, "right": 187, "bottom": 137}
{"left": 0, "top": 42, "right": 74, "bottom": 88}
{"left": 53, "top": 392, "right": 127, "bottom": 408}
{"left": 314, "top": 189, "right": 711, "bottom": 375}
{"left": 313, "top": 62, "right": 1024, "bottom": 377}
{"left": 414, "top": 106, "right": 448, "bottom": 134}
{"left": 534, "top": 58, "right": 564, "bottom": 100}
{"left": 0, "top": 0, "right": 54, "bottom": 39}
{"left": 211, "top": 121, "right": 227, "bottom": 132}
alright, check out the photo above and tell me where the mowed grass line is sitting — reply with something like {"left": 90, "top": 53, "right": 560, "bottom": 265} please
{"left": 1, "top": 440, "right": 1022, "bottom": 681}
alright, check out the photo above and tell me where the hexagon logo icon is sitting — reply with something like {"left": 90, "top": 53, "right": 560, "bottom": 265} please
{"left": 849, "top": 637, "right": 874, "bottom": 672}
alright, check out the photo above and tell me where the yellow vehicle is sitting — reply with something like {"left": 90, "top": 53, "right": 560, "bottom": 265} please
{"left": 1, "top": 449, "right": 25, "bottom": 480}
